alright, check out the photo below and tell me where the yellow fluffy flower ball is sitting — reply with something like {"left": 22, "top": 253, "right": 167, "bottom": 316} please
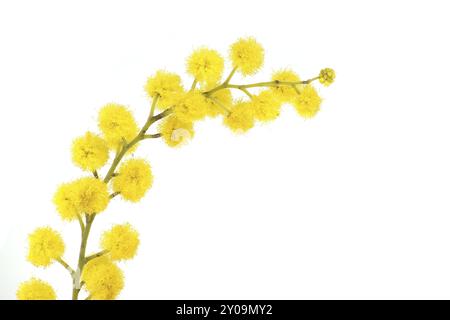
{"left": 223, "top": 100, "right": 255, "bottom": 133}
{"left": 53, "top": 181, "right": 79, "bottom": 220}
{"left": 27, "top": 227, "right": 65, "bottom": 267}
{"left": 187, "top": 48, "right": 224, "bottom": 85}
{"left": 159, "top": 115, "right": 195, "bottom": 147}
{"left": 252, "top": 90, "right": 282, "bottom": 121}
{"left": 82, "top": 256, "right": 124, "bottom": 300}
{"left": 173, "top": 90, "right": 209, "bottom": 122}
{"left": 144, "top": 70, "right": 184, "bottom": 109}
{"left": 98, "top": 103, "right": 139, "bottom": 150}
{"left": 53, "top": 177, "right": 109, "bottom": 219}
{"left": 319, "top": 68, "right": 336, "bottom": 86}
{"left": 17, "top": 278, "right": 56, "bottom": 300}
{"left": 72, "top": 132, "right": 109, "bottom": 171}
{"left": 204, "top": 88, "right": 233, "bottom": 117}
{"left": 75, "top": 177, "right": 110, "bottom": 214}
{"left": 230, "top": 37, "right": 264, "bottom": 76}
{"left": 101, "top": 223, "right": 140, "bottom": 261}
{"left": 112, "top": 159, "right": 153, "bottom": 202}
{"left": 292, "top": 85, "right": 322, "bottom": 118}
{"left": 271, "top": 69, "right": 301, "bottom": 102}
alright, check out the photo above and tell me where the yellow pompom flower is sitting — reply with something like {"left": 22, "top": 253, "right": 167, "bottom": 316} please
{"left": 292, "top": 85, "right": 322, "bottom": 118}
{"left": 53, "top": 181, "right": 80, "bottom": 220}
{"left": 187, "top": 48, "right": 224, "bottom": 84}
{"left": 173, "top": 90, "right": 209, "bottom": 122}
{"left": 27, "top": 227, "right": 65, "bottom": 267}
{"left": 271, "top": 69, "right": 301, "bottom": 102}
{"left": 74, "top": 177, "right": 110, "bottom": 215}
{"left": 54, "top": 177, "right": 109, "bottom": 219}
{"left": 17, "top": 278, "right": 56, "bottom": 300}
{"left": 230, "top": 37, "right": 264, "bottom": 76}
{"left": 223, "top": 100, "right": 255, "bottom": 133}
{"left": 204, "top": 88, "right": 233, "bottom": 117}
{"left": 319, "top": 68, "right": 336, "bottom": 86}
{"left": 98, "top": 103, "right": 139, "bottom": 150}
{"left": 82, "top": 256, "right": 124, "bottom": 300}
{"left": 72, "top": 132, "right": 109, "bottom": 171}
{"left": 101, "top": 223, "right": 140, "bottom": 261}
{"left": 144, "top": 70, "right": 184, "bottom": 109}
{"left": 252, "top": 90, "right": 282, "bottom": 121}
{"left": 112, "top": 159, "right": 153, "bottom": 202}
{"left": 159, "top": 115, "right": 195, "bottom": 147}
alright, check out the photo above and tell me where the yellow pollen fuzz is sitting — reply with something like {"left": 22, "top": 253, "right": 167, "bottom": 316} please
{"left": 53, "top": 181, "right": 80, "bottom": 220}
{"left": 101, "top": 223, "right": 140, "bottom": 261}
{"left": 159, "top": 115, "right": 195, "bottom": 147}
{"left": 27, "top": 227, "right": 65, "bottom": 267}
{"left": 82, "top": 256, "right": 124, "bottom": 300}
{"left": 53, "top": 177, "right": 109, "bottom": 219}
{"left": 144, "top": 70, "right": 184, "bottom": 109}
{"left": 293, "top": 85, "right": 322, "bottom": 118}
{"left": 112, "top": 159, "right": 153, "bottom": 202}
{"left": 72, "top": 132, "right": 109, "bottom": 171}
{"left": 252, "top": 90, "right": 282, "bottom": 122}
{"left": 75, "top": 177, "right": 110, "bottom": 214}
{"left": 173, "top": 90, "right": 209, "bottom": 122}
{"left": 223, "top": 100, "right": 255, "bottom": 132}
{"left": 17, "top": 278, "right": 56, "bottom": 300}
{"left": 230, "top": 37, "right": 264, "bottom": 76}
{"left": 187, "top": 47, "right": 224, "bottom": 84}
{"left": 98, "top": 103, "right": 139, "bottom": 150}
{"left": 319, "top": 68, "right": 336, "bottom": 86}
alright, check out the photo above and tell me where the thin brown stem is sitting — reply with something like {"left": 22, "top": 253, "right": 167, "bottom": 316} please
{"left": 109, "top": 191, "right": 120, "bottom": 199}
{"left": 141, "top": 95, "right": 160, "bottom": 135}
{"left": 203, "top": 76, "right": 319, "bottom": 96}
{"left": 190, "top": 79, "right": 198, "bottom": 91}
{"left": 85, "top": 250, "right": 108, "bottom": 264}
{"left": 143, "top": 133, "right": 162, "bottom": 139}
{"left": 148, "top": 108, "right": 173, "bottom": 127}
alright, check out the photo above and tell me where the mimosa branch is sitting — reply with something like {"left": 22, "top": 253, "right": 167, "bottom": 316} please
{"left": 203, "top": 76, "right": 320, "bottom": 97}
{"left": 70, "top": 94, "right": 172, "bottom": 299}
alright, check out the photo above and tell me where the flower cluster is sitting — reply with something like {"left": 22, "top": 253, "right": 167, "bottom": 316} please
{"left": 148, "top": 37, "right": 335, "bottom": 140}
{"left": 18, "top": 37, "right": 334, "bottom": 300}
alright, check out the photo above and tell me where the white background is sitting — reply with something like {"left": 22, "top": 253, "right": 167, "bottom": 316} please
{"left": 1, "top": 0, "right": 449, "bottom": 300}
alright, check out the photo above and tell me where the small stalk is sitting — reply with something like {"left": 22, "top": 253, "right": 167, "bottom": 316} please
{"left": 85, "top": 250, "right": 109, "bottom": 264}
{"left": 203, "top": 76, "right": 319, "bottom": 96}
